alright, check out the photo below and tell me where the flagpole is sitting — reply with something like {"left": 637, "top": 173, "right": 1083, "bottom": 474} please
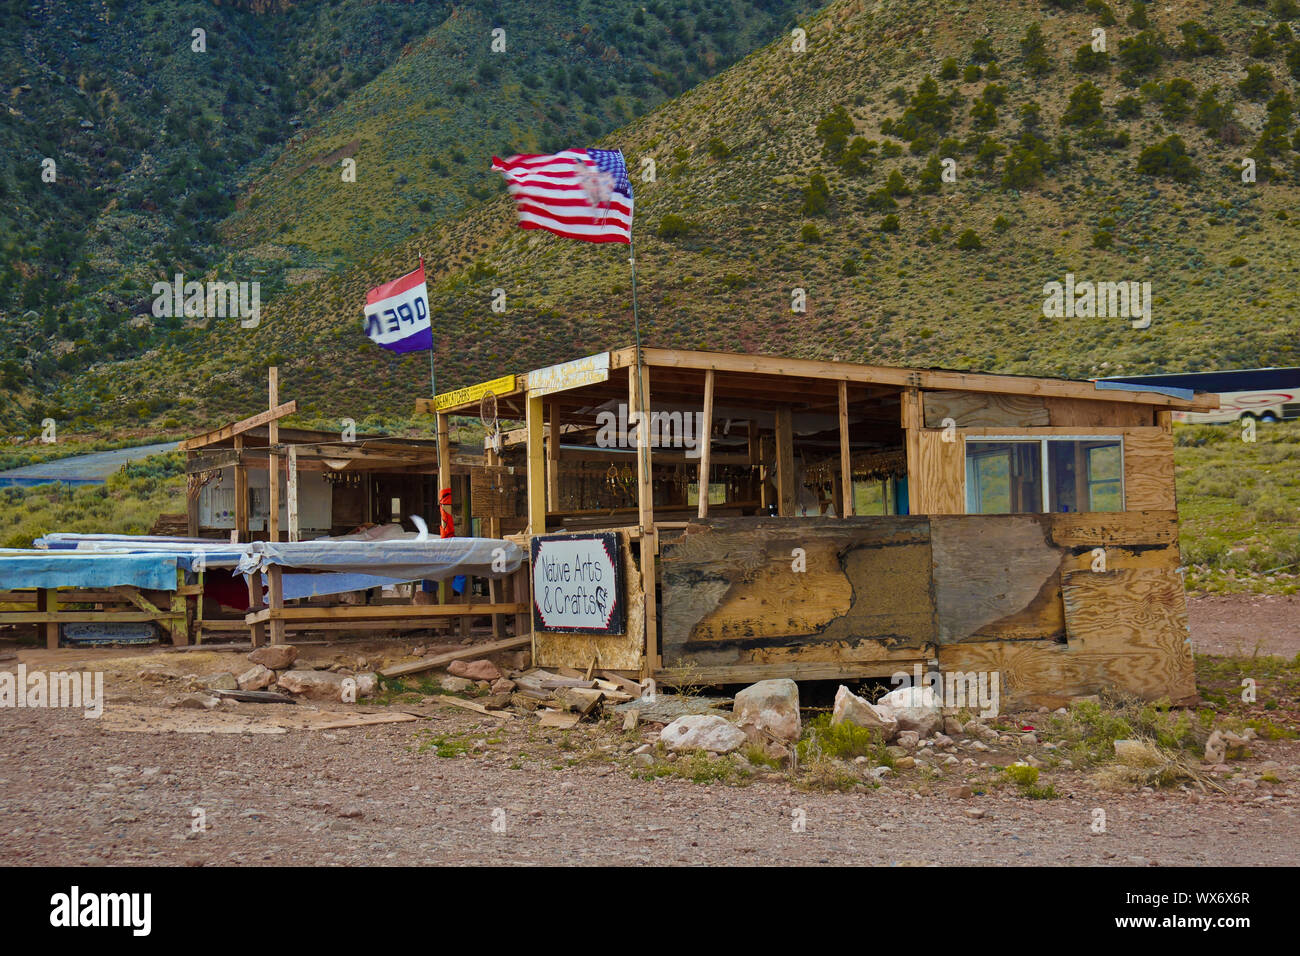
{"left": 420, "top": 253, "right": 436, "bottom": 399}
{"left": 628, "top": 229, "right": 651, "bottom": 529}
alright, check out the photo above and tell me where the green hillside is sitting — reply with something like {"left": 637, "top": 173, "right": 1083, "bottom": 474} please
{"left": 0, "top": 0, "right": 815, "bottom": 430}
{"left": 42, "top": 0, "right": 1300, "bottom": 433}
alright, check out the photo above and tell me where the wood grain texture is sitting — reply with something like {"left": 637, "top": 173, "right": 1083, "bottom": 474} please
{"left": 1061, "top": 568, "right": 1196, "bottom": 705}
{"left": 1046, "top": 396, "right": 1153, "bottom": 428}
{"left": 912, "top": 431, "right": 965, "bottom": 514}
{"left": 931, "top": 515, "right": 1064, "bottom": 644}
{"left": 659, "top": 517, "right": 936, "bottom": 671}
{"left": 923, "top": 390, "right": 1050, "bottom": 428}
{"left": 1123, "top": 428, "right": 1176, "bottom": 511}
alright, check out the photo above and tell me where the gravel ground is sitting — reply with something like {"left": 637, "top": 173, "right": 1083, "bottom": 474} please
{"left": 1, "top": 592, "right": 1297, "bottom": 867}
{"left": 1, "top": 705, "right": 1297, "bottom": 867}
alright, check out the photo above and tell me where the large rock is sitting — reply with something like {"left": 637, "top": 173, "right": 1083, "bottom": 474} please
{"left": 876, "top": 685, "right": 943, "bottom": 737}
{"left": 354, "top": 672, "right": 379, "bottom": 699}
{"left": 733, "top": 678, "right": 801, "bottom": 742}
{"left": 659, "top": 714, "right": 747, "bottom": 754}
{"left": 276, "top": 670, "right": 356, "bottom": 702}
{"left": 439, "top": 675, "right": 474, "bottom": 693}
{"left": 448, "top": 659, "right": 501, "bottom": 682}
{"left": 237, "top": 664, "right": 275, "bottom": 691}
{"left": 196, "top": 672, "right": 238, "bottom": 691}
{"left": 831, "top": 685, "right": 898, "bottom": 742}
{"left": 248, "top": 645, "right": 299, "bottom": 670}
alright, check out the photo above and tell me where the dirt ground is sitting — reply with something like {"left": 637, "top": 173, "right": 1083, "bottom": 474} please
{"left": 1, "top": 592, "right": 1297, "bottom": 867}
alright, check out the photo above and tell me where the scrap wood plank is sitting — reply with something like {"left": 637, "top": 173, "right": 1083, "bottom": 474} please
{"left": 538, "top": 709, "right": 581, "bottom": 729}
{"left": 558, "top": 686, "right": 604, "bottom": 716}
{"left": 380, "top": 635, "right": 530, "bottom": 678}
{"left": 437, "top": 696, "right": 515, "bottom": 720}
{"left": 600, "top": 671, "right": 643, "bottom": 695}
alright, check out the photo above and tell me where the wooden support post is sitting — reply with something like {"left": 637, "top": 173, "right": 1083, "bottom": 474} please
{"left": 286, "top": 445, "right": 300, "bottom": 542}
{"left": 267, "top": 565, "right": 285, "bottom": 645}
{"left": 525, "top": 394, "right": 546, "bottom": 535}
{"left": 489, "top": 577, "right": 505, "bottom": 638}
{"left": 774, "top": 406, "right": 795, "bottom": 517}
{"left": 437, "top": 412, "right": 451, "bottom": 603}
{"left": 513, "top": 565, "right": 532, "bottom": 663}
{"left": 245, "top": 573, "right": 266, "bottom": 648}
{"left": 546, "top": 400, "right": 560, "bottom": 512}
{"left": 630, "top": 364, "right": 654, "bottom": 530}
{"left": 185, "top": 472, "right": 200, "bottom": 537}
{"left": 170, "top": 592, "right": 190, "bottom": 646}
{"left": 37, "top": 589, "right": 58, "bottom": 649}
{"left": 697, "top": 368, "right": 714, "bottom": 519}
{"left": 267, "top": 366, "right": 280, "bottom": 542}
{"left": 839, "top": 380, "right": 854, "bottom": 517}
{"left": 643, "top": 529, "right": 659, "bottom": 671}
{"left": 902, "top": 387, "right": 922, "bottom": 516}
{"left": 233, "top": 435, "right": 248, "bottom": 541}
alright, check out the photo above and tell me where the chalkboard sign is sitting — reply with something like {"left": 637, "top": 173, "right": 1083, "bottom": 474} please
{"left": 530, "top": 532, "right": 625, "bottom": 635}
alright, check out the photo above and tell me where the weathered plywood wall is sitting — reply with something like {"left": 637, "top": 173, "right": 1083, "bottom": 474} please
{"left": 1122, "top": 428, "right": 1177, "bottom": 511}
{"left": 1060, "top": 567, "right": 1196, "bottom": 705}
{"left": 910, "top": 431, "right": 965, "bottom": 514}
{"left": 923, "top": 391, "right": 1050, "bottom": 428}
{"left": 532, "top": 529, "right": 645, "bottom": 672}
{"left": 659, "top": 517, "right": 937, "bottom": 678}
{"left": 922, "top": 392, "right": 1154, "bottom": 430}
{"left": 660, "top": 513, "right": 1192, "bottom": 707}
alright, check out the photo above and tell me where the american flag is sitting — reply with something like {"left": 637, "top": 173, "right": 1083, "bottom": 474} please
{"left": 491, "top": 148, "right": 633, "bottom": 244}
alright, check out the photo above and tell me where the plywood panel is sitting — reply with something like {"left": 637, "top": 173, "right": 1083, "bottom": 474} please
{"left": 912, "top": 431, "right": 965, "bottom": 514}
{"left": 1123, "top": 428, "right": 1176, "bottom": 511}
{"left": 1061, "top": 568, "right": 1196, "bottom": 705}
{"left": 1046, "top": 396, "right": 1153, "bottom": 428}
{"left": 931, "top": 515, "right": 1064, "bottom": 644}
{"left": 533, "top": 529, "right": 645, "bottom": 672}
{"left": 659, "top": 517, "right": 937, "bottom": 672}
{"left": 924, "top": 391, "right": 1049, "bottom": 428}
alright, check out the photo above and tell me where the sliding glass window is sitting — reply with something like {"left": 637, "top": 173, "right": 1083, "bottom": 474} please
{"left": 965, "top": 438, "right": 1123, "bottom": 514}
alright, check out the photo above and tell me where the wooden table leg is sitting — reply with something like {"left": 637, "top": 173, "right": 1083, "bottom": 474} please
{"left": 246, "top": 573, "right": 266, "bottom": 648}
{"left": 37, "top": 588, "right": 58, "bottom": 649}
{"left": 268, "top": 565, "right": 286, "bottom": 645}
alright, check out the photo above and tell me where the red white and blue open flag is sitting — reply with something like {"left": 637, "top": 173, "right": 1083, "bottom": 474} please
{"left": 363, "top": 260, "right": 432, "bottom": 354}
{"left": 491, "top": 148, "right": 633, "bottom": 244}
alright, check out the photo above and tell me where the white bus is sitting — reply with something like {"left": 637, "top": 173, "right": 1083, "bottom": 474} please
{"left": 1098, "top": 368, "right": 1300, "bottom": 425}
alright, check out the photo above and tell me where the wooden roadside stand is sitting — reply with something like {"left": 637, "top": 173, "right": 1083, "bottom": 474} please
{"left": 429, "top": 346, "right": 1221, "bottom": 710}
{"left": 173, "top": 368, "right": 529, "bottom": 647}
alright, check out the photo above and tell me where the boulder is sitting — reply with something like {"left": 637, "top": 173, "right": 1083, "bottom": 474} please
{"left": 277, "top": 670, "right": 353, "bottom": 702}
{"left": 448, "top": 659, "right": 502, "bottom": 682}
{"left": 733, "top": 678, "right": 801, "bottom": 742}
{"left": 439, "top": 675, "right": 474, "bottom": 693}
{"left": 1204, "top": 730, "right": 1226, "bottom": 764}
{"left": 831, "top": 685, "right": 898, "bottom": 742}
{"left": 236, "top": 664, "right": 275, "bottom": 691}
{"left": 876, "top": 685, "right": 942, "bottom": 737}
{"left": 659, "top": 714, "right": 747, "bottom": 754}
{"left": 248, "top": 645, "right": 299, "bottom": 670}
{"left": 943, "top": 716, "right": 965, "bottom": 736}
{"left": 491, "top": 678, "right": 517, "bottom": 696}
{"left": 353, "top": 672, "right": 379, "bottom": 699}
{"left": 895, "top": 730, "right": 920, "bottom": 752}
{"left": 196, "top": 672, "right": 238, "bottom": 692}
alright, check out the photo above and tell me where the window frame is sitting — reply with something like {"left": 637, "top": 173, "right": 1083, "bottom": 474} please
{"left": 964, "top": 434, "right": 1126, "bottom": 514}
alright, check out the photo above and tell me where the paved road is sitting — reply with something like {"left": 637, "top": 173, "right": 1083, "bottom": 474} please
{"left": 0, "top": 442, "right": 178, "bottom": 486}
